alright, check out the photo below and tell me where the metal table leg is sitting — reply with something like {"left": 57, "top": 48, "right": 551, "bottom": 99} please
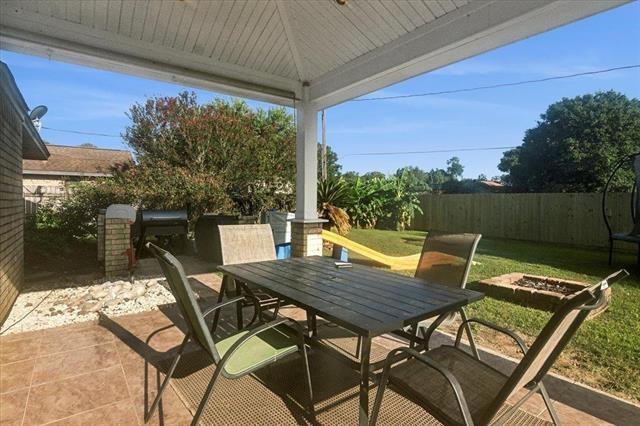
{"left": 211, "top": 276, "right": 228, "bottom": 333}
{"left": 234, "top": 279, "right": 244, "bottom": 330}
{"left": 306, "top": 310, "right": 317, "bottom": 337}
{"left": 359, "top": 336, "right": 372, "bottom": 426}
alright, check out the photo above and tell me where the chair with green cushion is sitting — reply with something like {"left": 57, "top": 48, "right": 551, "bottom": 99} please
{"left": 145, "top": 242, "right": 314, "bottom": 425}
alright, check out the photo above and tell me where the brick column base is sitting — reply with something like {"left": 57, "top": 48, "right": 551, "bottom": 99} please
{"left": 291, "top": 220, "right": 325, "bottom": 257}
{"left": 104, "top": 218, "right": 131, "bottom": 278}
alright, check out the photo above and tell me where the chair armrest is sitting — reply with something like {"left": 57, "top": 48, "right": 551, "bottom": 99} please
{"left": 217, "top": 317, "right": 305, "bottom": 378}
{"left": 383, "top": 347, "right": 474, "bottom": 425}
{"left": 456, "top": 318, "right": 528, "bottom": 356}
{"left": 201, "top": 296, "right": 246, "bottom": 318}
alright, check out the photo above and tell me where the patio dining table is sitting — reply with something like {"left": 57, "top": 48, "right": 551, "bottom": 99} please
{"left": 218, "top": 256, "right": 484, "bottom": 425}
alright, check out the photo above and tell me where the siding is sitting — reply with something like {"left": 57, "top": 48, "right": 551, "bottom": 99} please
{"left": 0, "top": 92, "right": 24, "bottom": 325}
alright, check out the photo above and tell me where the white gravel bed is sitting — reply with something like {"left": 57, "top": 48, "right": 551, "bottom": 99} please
{"left": 1, "top": 277, "right": 175, "bottom": 335}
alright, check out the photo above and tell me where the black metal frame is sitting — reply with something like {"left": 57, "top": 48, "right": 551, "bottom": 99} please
{"left": 144, "top": 243, "right": 314, "bottom": 425}
{"left": 602, "top": 152, "right": 640, "bottom": 265}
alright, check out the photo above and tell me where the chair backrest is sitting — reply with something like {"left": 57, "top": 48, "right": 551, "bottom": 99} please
{"left": 146, "top": 242, "right": 221, "bottom": 363}
{"left": 487, "top": 269, "right": 628, "bottom": 422}
{"left": 414, "top": 233, "right": 482, "bottom": 289}
{"left": 218, "top": 224, "right": 276, "bottom": 265}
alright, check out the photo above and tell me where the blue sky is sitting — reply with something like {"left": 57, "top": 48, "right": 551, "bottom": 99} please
{"left": 1, "top": 1, "right": 639, "bottom": 179}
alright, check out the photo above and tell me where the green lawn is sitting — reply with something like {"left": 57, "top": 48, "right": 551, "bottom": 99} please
{"left": 344, "top": 228, "right": 640, "bottom": 403}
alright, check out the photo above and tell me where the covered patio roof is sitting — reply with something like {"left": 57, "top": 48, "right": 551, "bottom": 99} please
{"left": 0, "top": 0, "right": 628, "bottom": 219}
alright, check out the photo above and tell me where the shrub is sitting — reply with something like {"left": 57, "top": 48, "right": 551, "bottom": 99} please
{"left": 29, "top": 180, "right": 131, "bottom": 239}
{"left": 318, "top": 179, "right": 351, "bottom": 235}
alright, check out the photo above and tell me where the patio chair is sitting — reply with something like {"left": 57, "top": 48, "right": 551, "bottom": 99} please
{"left": 371, "top": 269, "right": 628, "bottom": 426}
{"left": 145, "top": 242, "right": 313, "bottom": 425}
{"left": 214, "top": 224, "right": 284, "bottom": 331}
{"left": 406, "top": 233, "right": 482, "bottom": 353}
{"left": 602, "top": 152, "right": 640, "bottom": 265}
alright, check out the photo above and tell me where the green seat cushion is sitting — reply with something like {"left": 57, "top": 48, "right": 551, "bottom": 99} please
{"left": 216, "top": 325, "right": 300, "bottom": 376}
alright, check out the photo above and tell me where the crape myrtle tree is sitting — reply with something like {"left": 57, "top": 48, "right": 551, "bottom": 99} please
{"left": 499, "top": 91, "right": 640, "bottom": 192}
{"left": 121, "top": 92, "right": 297, "bottom": 218}
{"left": 31, "top": 93, "right": 298, "bottom": 239}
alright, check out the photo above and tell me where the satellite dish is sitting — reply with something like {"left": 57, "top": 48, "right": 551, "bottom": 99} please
{"left": 29, "top": 105, "right": 48, "bottom": 121}
{"left": 29, "top": 105, "right": 48, "bottom": 132}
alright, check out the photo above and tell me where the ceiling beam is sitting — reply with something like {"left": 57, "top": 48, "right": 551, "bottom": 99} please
{"left": 308, "top": 0, "right": 628, "bottom": 109}
{"left": 276, "top": 0, "right": 306, "bottom": 82}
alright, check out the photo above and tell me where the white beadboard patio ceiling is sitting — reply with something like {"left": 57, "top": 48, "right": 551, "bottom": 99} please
{"left": 0, "top": 0, "right": 628, "bottom": 107}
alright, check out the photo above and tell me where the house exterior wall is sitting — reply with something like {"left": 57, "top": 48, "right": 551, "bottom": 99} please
{"left": 23, "top": 175, "right": 95, "bottom": 214}
{"left": 23, "top": 176, "right": 67, "bottom": 213}
{"left": 0, "top": 92, "right": 25, "bottom": 325}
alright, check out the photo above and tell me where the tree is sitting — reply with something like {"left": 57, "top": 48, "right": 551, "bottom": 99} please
{"left": 446, "top": 157, "right": 464, "bottom": 180}
{"left": 362, "top": 171, "right": 386, "bottom": 181}
{"left": 344, "top": 177, "right": 387, "bottom": 229}
{"left": 383, "top": 170, "right": 423, "bottom": 231}
{"left": 342, "top": 171, "right": 360, "bottom": 184}
{"left": 78, "top": 142, "right": 98, "bottom": 148}
{"left": 395, "top": 166, "right": 431, "bottom": 193}
{"left": 499, "top": 91, "right": 640, "bottom": 192}
{"left": 122, "top": 92, "right": 296, "bottom": 217}
{"left": 317, "top": 144, "right": 342, "bottom": 179}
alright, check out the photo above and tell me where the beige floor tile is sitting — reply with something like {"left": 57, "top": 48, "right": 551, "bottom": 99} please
{"left": 31, "top": 342, "right": 120, "bottom": 385}
{"left": 0, "top": 388, "right": 29, "bottom": 426}
{"left": 45, "top": 399, "right": 139, "bottom": 426}
{"left": 0, "top": 336, "right": 41, "bottom": 364}
{"left": 0, "top": 358, "right": 35, "bottom": 394}
{"left": 38, "top": 326, "right": 114, "bottom": 355}
{"left": 23, "top": 365, "right": 129, "bottom": 425}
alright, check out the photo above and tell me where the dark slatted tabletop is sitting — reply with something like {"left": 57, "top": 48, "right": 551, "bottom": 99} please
{"left": 218, "top": 256, "right": 483, "bottom": 337}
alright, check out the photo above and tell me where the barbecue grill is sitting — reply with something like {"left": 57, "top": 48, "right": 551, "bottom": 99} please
{"left": 134, "top": 209, "right": 188, "bottom": 257}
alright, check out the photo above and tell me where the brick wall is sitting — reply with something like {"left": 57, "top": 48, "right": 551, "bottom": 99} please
{"left": 104, "top": 218, "right": 131, "bottom": 278}
{"left": 291, "top": 221, "right": 323, "bottom": 257}
{"left": 0, "top": 93, "right": 24, "bottom": 325}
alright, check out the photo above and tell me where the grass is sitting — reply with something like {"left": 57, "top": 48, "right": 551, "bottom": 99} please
{"left": 344, "top": 228, "right": 640, "bottom": 403}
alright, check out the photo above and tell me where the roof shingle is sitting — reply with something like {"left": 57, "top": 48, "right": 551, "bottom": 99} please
{"left": 23, "top": 145, "right": 133, "bottom": 176}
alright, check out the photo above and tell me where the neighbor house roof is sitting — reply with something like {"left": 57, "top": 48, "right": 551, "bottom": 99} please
{"left": 23, "top": 144, "right": 132, "bottom": 177}
{"left": 480, "top": 180, "right": 504, "bottom": 189}
{"left": 0, "top": 61, "right": 49, "bottom": 161}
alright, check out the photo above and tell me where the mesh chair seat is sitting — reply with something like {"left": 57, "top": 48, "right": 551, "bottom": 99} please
{"left": 216, "top": 325, "right": 300, "bottom": 376}
{"left": 390, "top": 345, "right": 507, "bottom": 425}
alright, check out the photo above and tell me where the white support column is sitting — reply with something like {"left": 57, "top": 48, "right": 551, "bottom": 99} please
{"left": 292, "top": 83, "right": 325, "bottom": 257}
{"left": 295, "top": 83, "right": 318, "bottom": 221}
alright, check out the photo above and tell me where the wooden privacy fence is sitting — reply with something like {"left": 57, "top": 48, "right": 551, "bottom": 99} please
{"left": 412, "top": 193, "right": 635, "bottom": 249}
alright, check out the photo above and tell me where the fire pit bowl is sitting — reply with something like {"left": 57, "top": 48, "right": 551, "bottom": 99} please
{"left": 477, "top": 273, "right": 611, "bottom": 318}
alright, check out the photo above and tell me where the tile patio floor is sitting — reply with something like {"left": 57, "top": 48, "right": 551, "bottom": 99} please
{"left": 0, "top": 268, "right": 635, "bottom": 425}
